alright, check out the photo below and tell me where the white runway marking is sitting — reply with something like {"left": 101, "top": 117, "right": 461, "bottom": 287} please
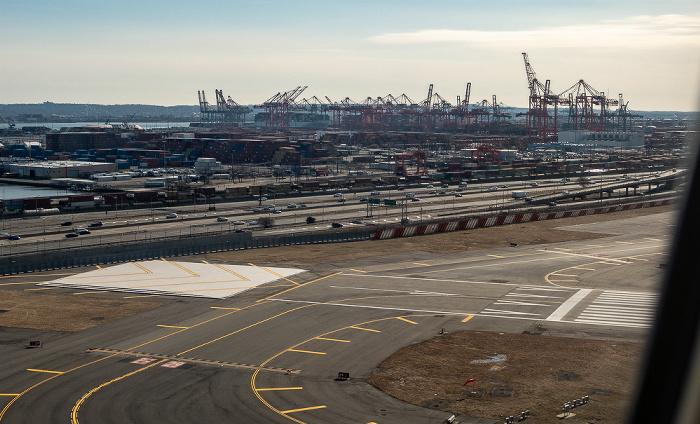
{"left": 574, "top": 290, "right": 658, "bottom": 328}
{"left": 546, "top": 288, "right": 593, "bottom": 321}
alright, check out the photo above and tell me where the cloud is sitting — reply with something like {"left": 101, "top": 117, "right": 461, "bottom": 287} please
{"left": 368, "top": 14, "right": 700, "bottom": 50}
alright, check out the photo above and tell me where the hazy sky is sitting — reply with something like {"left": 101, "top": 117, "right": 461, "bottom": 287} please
{"left": 2, "top": 0, "right": 700, "bottom": 111}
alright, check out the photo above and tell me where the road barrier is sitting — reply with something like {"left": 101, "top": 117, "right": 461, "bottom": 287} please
{"left": 372, "top": 199, "right": 672, "bottom": 240}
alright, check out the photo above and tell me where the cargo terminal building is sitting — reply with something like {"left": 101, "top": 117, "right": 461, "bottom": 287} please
{"left": 3, "top": 161, "right": 116, "bottom": 179}
{"left": 557, "top": 131, "right": 645, "bottom": 150}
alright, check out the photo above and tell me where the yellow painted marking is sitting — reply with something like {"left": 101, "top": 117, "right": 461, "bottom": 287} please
{"left": 249, "top": 263, "right": 298, "bottom": 285}
{"left": 26, "top": 369, "right": 64, "bottom": 374}
{"left": 350, "top": 326, "right": 381, "bottom": 333}
{"left": 572, "top": 266, "right": 596, "bottom": 271}
{"left": 598, "top": 261, "right": 622, "bottom": 266}
{"left": 462, "top": 315, "right": 474, "bottom": 323}
{"left": 549, "top": 280, "right": 580, "bottom": 283}
{"left": 157, "top": 325, "right": 189, "bottom": 329}
{"left": 554, "top": 248, "right": 571, "bottom": 251}
{"left": 349, "top": 268, "right": 368, "bottom": 273}
{"left": 161, "top": 258, "right": 199, "bottom": 276}
{"left": 315, "top": 337, "right": 350, "bottom": 343}
{"left": 176, "top": 304, "right": 312, "bottom": 356}
{"left": 203, "top": 261, "right": 249, "bottom": 281}
{"left": 95, "top": 265, "right": 105, "bottom": 270}
{"left": 256, "top": 387, "right": 304, "bottom": 392}
{"left": 0, "top": 281, "right": 49, "bottom": 286}
{"left": 71, "top": 359, "right": 169, "bottom": 423}
{"left": 412, "top": 262, "right": 431, "bottom": 267}
{"left": 73, "top": 291, "right": 108, "bottom": 295}
{"left": 24, "top": 287, "right": 55, "bottom": 291}
{"left": 0, "top": 394, "right": 20, "bottom": 396}
{"left": 123, "top": 294, "right": 162, "bottom": 299}
{"left": 487, "top": 254, "right": 504, "bottom": 259}
{"left": 615, "top": 241, "right": 634, "bottom": 245}
{"left": 645, "top": 238, "right": 661, "bottom": 241}
{"left": 585, "top": 245, "right": 605, "bottom": 248}
{"left": 551, "top": 273, "right": 578, "bottom": 277}
{"left": 287, "top": 349, "right": 326, "bottom": 355}
{"left": 131, "top": 262, "right": 152, "bottom": 274}
{"left": 628, "top": 257, "right": 649, "bottom": 261}
{"left": 257, "top": 272, "right": 341, "bottom": 303}
{"left": 395, "top": 316, "right": 417, "bottom": 325}
{"left": 279, "top": 405, "right": 327, "bottom": 414}
{"left": 210, "top": 307, "right": 241, "bottom": 310}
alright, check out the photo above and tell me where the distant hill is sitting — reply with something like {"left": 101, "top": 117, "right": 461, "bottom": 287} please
{"left": 0, "top": 102, "right": 200, "bottom": 121}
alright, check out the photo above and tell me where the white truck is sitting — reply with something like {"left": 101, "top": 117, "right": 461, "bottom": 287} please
{"left": 512, "top": 191, "right": 527, "bottom": 199}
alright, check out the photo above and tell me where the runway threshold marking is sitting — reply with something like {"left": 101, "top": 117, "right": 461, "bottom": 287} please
{"left": 280, "top": 405, "right": 326, "bottom": 414}
{"left": 256, "top": 272, "right": 341, "bottom": 303}
{"left": 315, "top": 337, "right": 350, "bottom": 343}
{"left": 462, "top": 315, "right": 474, "bottom": 323}
{"left": 287, "top": 349, "right": 326, "bottom": 355}
{"left": 248, "top": 263, "right": 298, "bottom": 285}
{"left": 395, "top": 316, "right": 418, "bottom": 324}
{"left": 71, "top": 359, "right": 169, "bottom": 424}
{"left": 26, "top": 369, "right": 64, "bottom": 374}
{"left": 546, "top": 289, "right": 593, "bottom": 321}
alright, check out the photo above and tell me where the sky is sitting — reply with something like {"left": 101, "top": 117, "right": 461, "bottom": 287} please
{"left": 2, "top": 0, "right": 700, "bottom": 112}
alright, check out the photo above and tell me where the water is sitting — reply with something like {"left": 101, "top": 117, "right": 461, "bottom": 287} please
{"left": 0, "top": 121, "right": 193, "bottom": 131}
{"left": 0, "top": 183, "right": 81, "bottom": 200}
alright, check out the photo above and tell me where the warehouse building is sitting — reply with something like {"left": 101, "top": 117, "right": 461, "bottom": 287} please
{"left": 3, "top": 161, "right": 116, "bottom": 179}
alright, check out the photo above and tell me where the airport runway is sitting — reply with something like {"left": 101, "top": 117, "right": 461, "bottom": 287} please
{"left": 0, "top": 212, "right": 673, "bottom": 423}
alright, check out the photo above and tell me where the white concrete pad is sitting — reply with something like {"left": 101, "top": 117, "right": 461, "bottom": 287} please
{"left": 37, "top": 260, "right": 306, "bottom": 299}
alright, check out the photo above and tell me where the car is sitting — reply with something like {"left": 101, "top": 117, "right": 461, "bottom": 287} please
{"left": 547, "top": 201, "right": 557, "bottom": 207}
{"left": 562, "top": 190, "right": 570, "bottom": 195}
{"left": 428, "top": 190, "right": 436, "bottom": 194}
{"left": 426, "top": 184, "right": 434, "bottom": 188}
{"left": 7, "top": 235, "right": 20, "bottom": 241}
{"left": 530, "top": 182, "right": 539, "bottom": 187}
{"left": 65, "top": 232, "right": 79, "bottom": 238}
{"left": 233, "top": 220, "right": 245, "bottom": 225}
{"left": 333, "top": 193, "right": 343, "bottom": 197}
{"left": 405, "top": 192, "right": 416, "bottom": 198}
{"left": 524, "top": 197, "right": 534, "bottom": 202}
{"left": 411, "top": 197, "right": 421, "bottom": 202}
{"left": 235, "top": 229, "right": 245, "bottom": 233}
{"left": 273, "top": 210, "right": 282, "bottom": 214}
{"left": 248, "top": 220, "right": 259, "bottom": 226}
{"left": 299, "top": 204, "right": 307, "bottom": 208}
{"left": 88, "top": 221, "right": 103, "bottom": 227}
{"left": 441, "top": 183, "right": 449, "bottom": 188}
{"left": 75, "top": 228, "right": 91, "bottom": 235}
{"left": 60, "top": 221, "right": 73, "bottom": 226}
{"left": 397, "top": 187, "right": 405, "bottom": 191}
{"left": 498, "top": 184, "right": 508, "bottom": 188}
{"left": 337, "top": 198, "right": 346, "bottom": 203}
{"left": 360, "top": 197, "right": 368, "bottom": 202}
{"left": 259, "top": 196, "right": 268, "bottom": 201}
{"left": 488, "top": 186, "right": 498, "bottom": 191}
{"left": 331, "top": 222, "right": 343, "bottom": 228}
{"left": 370, "top": 190, "right": 380, "bottom": 195}
{"left": 216, "top": 217, "right": 228, "bottom": 222}
{"left": 287, "top": 204, "right": 297, "bottom": 208}
{"left": 560, "top": 178, "right": 568, "bottom": 183}
{"left": 438, "top": 191, "right": 447, "bottom": 195}
{"left": 165, "top": 213, "right": 178, "bottom": 219}
{"left": 454, "top": 193, "right": 462, "bottom": 197}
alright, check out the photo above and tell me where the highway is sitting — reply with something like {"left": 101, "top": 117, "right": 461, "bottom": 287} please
{"left": 0, "top": 169, "right": 680, "bottom": 256}
{"left": 0, "top": 210, "right": 672, "bottom": 423}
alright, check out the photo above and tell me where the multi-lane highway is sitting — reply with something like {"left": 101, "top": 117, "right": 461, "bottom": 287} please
{"left": 0, "top": 209, "right": 673, "bottom": 423}
{"left": 0, "top": 169, "right": 679, "bottom": 256}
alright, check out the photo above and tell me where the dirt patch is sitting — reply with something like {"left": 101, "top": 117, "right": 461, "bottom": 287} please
{"left": 207, "top": 205, "right": 673, "bottom": 266}
{"left": 0, "top": 291, "right": 164, "bottom": 332}
{"left": 368, "top": 330, "right": 642, "bottom": 423}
